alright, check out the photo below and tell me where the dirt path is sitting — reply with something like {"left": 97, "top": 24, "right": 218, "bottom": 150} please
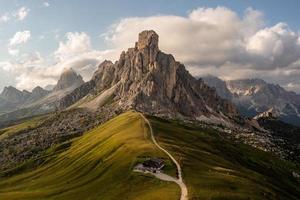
{"left": 139, "top": 113, "right": 188, "bottom": 200}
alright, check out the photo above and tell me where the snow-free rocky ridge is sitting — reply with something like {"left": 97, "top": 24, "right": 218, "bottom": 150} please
{"left": 59, "top": 30, "right": 240, "bottom": 125}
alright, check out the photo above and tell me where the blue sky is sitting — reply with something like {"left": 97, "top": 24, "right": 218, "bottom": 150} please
{"left": 1, "top": 0, "right": 300, "bottom": 92}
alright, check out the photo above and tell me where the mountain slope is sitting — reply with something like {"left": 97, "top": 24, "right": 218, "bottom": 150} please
{"left": 60, "top": 30, "right": 239, "bottom": 125}
{"left": 0, "top": 111, "right": 179, "bottom": 200}
{"left": 203, "top": 76, "right": 300, "bottom": 126}
{"left": 149, "top": 116, "right": 300, "bottom": 199}
{"left": 0, "top": 111, "right": 299, "bottom": 200}
{"left": 0, "top": 69, "right": 84, "bottom": 125}
{"left": 255, "top": 115, "right": 300, "bottom": 162}
{"left": 0, "top": 86, "right": 50, "bottom": 115}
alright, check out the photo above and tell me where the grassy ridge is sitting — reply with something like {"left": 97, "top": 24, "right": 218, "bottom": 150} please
{"left": 0, "top": 112, "right": 179, "bottom": 200}
{"left": 1, "top": 111, "right": 299, "bottom": 200}
{"left": 150, "top": 117, "right": 300, "bottom": 200}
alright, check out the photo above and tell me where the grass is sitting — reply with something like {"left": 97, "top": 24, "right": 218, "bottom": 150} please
{"left": 0, "top": 111, "right": 179, "bottom": 200}
{"left": 0, "top": 115, "right": 48, "bottom": 140}
{"left": 149, "top": 116, "right": 300, "bottom": 200}
{"left": 1, "top": 111, "right": 299, "bottom": 200}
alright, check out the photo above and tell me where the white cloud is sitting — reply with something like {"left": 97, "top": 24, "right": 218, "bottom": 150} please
{"left": 8, "top": 48, "right": 20, "bottom": 56}
{"left": 14, "top": 7, "right": 30, "bottom": 21}
{"left": 43, "top": 2, "right": 50, "bottom": 7}
{"left": 0, "top": 13, "right": 10, "bottom": 23}
{"left": 9, "top": 30, "right": 31, "bottom": 46}
{"left": 105, "top": 6, "right": 300, "bottom": 70}
{"left": 245, "top": 23, "right": 300, "bottom": 69}
{"left": 2, "top": 32, "right": 109, "bottom": 90}
{"left": 55, "top": 32, "right": 92, "bottom": 61}
{"left": 103, "top": 6, "right": 300, "bottom": 92}
{"left": 2, "top": 7, "right": 300, "bottom": 93}
{"left": 104, "top": 7, "right": 262, "bottom": 66}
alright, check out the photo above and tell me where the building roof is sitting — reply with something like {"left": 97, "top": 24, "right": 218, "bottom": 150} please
{"left": 142, "top": 158, "right": 164, "bottom": 169}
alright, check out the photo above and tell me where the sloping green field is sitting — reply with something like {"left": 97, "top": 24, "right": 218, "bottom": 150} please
{"left": 150, "top": 116, "right": 300, "bottom": 200}
{"left": 0, "top": 112, "right": 179, "bottom": 200}
{"left": 1, "top": 111, "right": 299, "bottom": 200}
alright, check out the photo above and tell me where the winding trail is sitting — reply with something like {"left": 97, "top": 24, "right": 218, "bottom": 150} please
{"left": 139, "top": 113, "right": 188, "bottom": 200}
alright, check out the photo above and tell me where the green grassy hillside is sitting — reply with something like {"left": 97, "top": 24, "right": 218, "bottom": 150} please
{"left": 1, "top": 111, "right": 299, "bottom": 200}
{"left": 0, "top": 112, "right": 179, "bottom": 200}
{"left": 149, "top": 116, "right": 300, "bottom": 200}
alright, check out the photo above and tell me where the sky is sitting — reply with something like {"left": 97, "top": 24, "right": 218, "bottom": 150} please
{"left": 1, "top": 0, "right": 300, "bottom": 93}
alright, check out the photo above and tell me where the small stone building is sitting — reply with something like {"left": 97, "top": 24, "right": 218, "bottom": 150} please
{"left": 134, "top": 158, "right": 165, "bottom": 173}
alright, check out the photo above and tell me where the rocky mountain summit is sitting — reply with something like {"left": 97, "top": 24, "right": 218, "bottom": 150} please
{"left": 203, "top": 76, "right": 300, "bottom": 126}
{"left": 53, "top": 68, "right": 84, "bottom": 91}
{"left": 0, "top": 86, "right": 50, "bottom": 114}
{"left": 0, "top": 86, "right": 26, "bottom": 104}
{"left": 60, "top": 30, "right": 239, "bottom": 123}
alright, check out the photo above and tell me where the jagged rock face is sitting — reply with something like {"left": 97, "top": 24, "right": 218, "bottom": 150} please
{"left": 60, "top": 30, "right": 239, "bottom": 121}
{"left": 203, "top": 76, "right": 300, "bottom": 126}
{"left": 254, "top": 107, "right": 281, "bottom": 120}
{"left": 53, "top": 68, "right": 84, "bottom": 91}
{"left": 202, "top": 76, "right": 233, "bottom": 100}
{"left": 0, "top": 85, "right": 50, "bottom": 115}
{"left": 226, "top": 79, "right": 300, "bottom": 109}
{"left": 0, "top": 86, "right": 25, "bottom": 104}
{"left": 26, "top": 86, "right": 50, "bottom": 103}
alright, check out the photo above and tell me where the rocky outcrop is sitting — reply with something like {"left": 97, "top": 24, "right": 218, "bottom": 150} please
{"left": 59, "top": 80, "right": 96, "bottom": 108}
{"left": 60, "top": 30, "right": 240, "bottom": 122}
{"left": 53, "top": 68, "right": 84, "bottom": 91}
{"left": 202, "top": 75, "right": 233, "bottom": 100}
{"left": 0, "top": 86, "right": 25, "bottom": 104}
{"left": 253, "top": 107, "right": 281, "bottom": 120}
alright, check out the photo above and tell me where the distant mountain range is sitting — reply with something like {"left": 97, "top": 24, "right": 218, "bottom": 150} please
{"left": 0, "top": 86, "right": 50, "bottom": 115}
{"left": 0, "top": 68, "right": 84, "bottom": 126}
{"left": 202, "top": 75, "right": 300, "bottom": 126}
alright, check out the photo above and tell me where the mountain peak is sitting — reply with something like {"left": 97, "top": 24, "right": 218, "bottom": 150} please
{"left": 136, "top": 30, "right": 159, "bottom": 51}
{"left": 32, "top": 86, "right": 46, "bottom": 94}
{"left": 54, "top": 68, "right": 84, "bottom": 91}
{"left": 60, "top": 30, "right": 239, "bottom": 124}
{"left": 1, "top": 86, "right": 22, "bottom": 97}
{"left": 0, "top": 86, "right": 24, "bottom": 103}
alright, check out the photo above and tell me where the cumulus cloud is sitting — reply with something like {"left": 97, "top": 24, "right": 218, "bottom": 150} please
{"left": 103, "top": 6, "right": 300, "bottom": 92}
{"left": 246, "top": 23, "right": 300, "bottom": 69}
{"left": 14, "top": 7, "right": 30, "bottom": 21}
{"left": 104, "top": 6, "right": 265, "bottom": 66}
{"left": 7, "top": 31, "right": 31, "bottom": 56}
{"left": 2, "top": 6, "right": 300, "bottom": 93}
{"left": 9, "top": 31, "right": 31, "bottom": 46}
{"left": 1, "top": 32, "right": 109, "bottom": 90}
{"left": 55, "top": 32, "right": 92, "bottom": 61}
{"left": 105, "top": 6, "right": 300, "bottom": 71}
